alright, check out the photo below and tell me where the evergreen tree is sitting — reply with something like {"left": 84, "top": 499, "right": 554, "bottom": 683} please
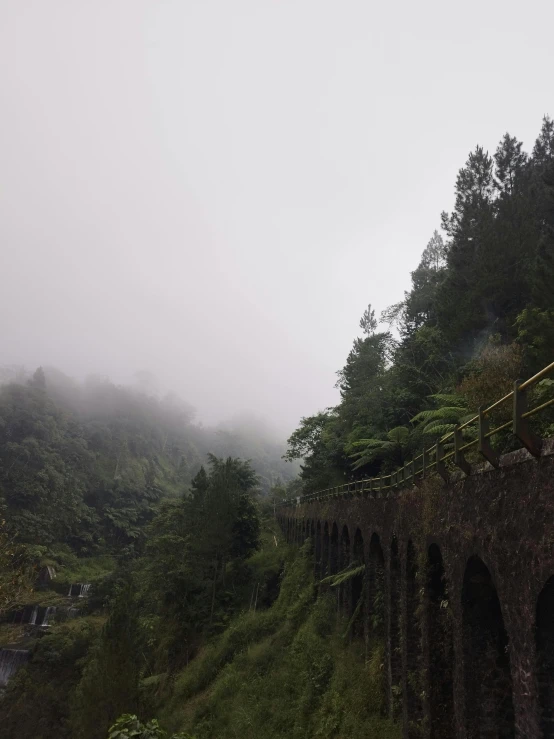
{"left": 30, "top": 366, "right": 46, "bottom": 390}
{"left": 494, "top": 133, "right": 527, "bottom": 196}
{"left": 359, "top": 303, "right": 378, "bottom": 336}
{"left": 286, "top": 115, "right": 554, "bottom": 490}
{"left": 533, "top": 115, "right": 554, "bottom": 166}
{"left": 70, "top": 584, "right": 140, "bottom": 739}
{"left": 531, "top": 162, "right": 554, "bottom": 312}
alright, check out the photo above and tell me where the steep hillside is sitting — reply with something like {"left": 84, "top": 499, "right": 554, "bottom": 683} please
{"left": 156, "top": 540, "right": 400, "bottom": 739}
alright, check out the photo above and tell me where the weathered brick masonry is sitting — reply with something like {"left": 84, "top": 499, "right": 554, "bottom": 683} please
{"left": 277, "top": 439, "right": 554, "bottom": 739}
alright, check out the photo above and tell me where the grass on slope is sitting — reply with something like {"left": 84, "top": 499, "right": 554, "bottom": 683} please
{"left": 160, "top": 541, "right": 401, "bottom": 739}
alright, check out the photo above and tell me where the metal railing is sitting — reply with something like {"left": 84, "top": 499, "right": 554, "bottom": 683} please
{"left": 282, "top": 361, "right": 554, "bottom": 507}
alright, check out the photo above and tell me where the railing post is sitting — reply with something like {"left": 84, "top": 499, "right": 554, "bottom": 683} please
{"left": 513, "top": 380, "right": 542, "bottom": 457}
{"left": 436, "top": 439, "right": 448, "bottom": 482}
{"left": 379, "top": 475, "right": 383, "bottom": 494}
{"left": 454, "top": 425, "right": 471, "bottom": 475}
{"left": 478, "top": 405, "right": 499, "bottom": 468}
{"left": 422, "top": 447, "right": 427, "bottom": 479}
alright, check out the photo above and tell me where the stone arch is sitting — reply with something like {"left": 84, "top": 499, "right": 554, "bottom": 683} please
{"left": 426, "top": 543, "right": 454, "bottom": 739}
{"left": 315, "top": 521, "right": 322, "bottom": 581}
{"left": 405, "top": 540, "right": 422, "bottom": 736}
{"left": 321, "top": 522, "right": 330, "bottom": 580}
{"left": 389, "top": 536, "right": 402, "bottom": 719}
{"left": 339, "top": 524, "right": 351, "bottom": 613}
{"left": 368, "top": 533, "right": 385, "bottom": 644}
{"left": 537, "top": 576, "right": 554, "bottom": 738}
{"left": 461, "top": 555, "right": 514, "bottom": 738}
{"left": 351, "top": 528, "right": 365, "bottom": 638}
{"left": 330, "top": 523, "right": 339, "bottom": 576}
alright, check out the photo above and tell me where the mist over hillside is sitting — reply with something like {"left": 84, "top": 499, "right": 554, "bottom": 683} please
{"left": 0, "top": 363, "right": 299, "bottom": 562}
{"left": 0, "top": 363, "right": 299, "bottom": 493}
{"left": 1, "top": 1, "right": 553, "bottom": 736}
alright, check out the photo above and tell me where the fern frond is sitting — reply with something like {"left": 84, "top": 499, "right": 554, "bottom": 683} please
{"left": 348, "top": 449, "right": 374, "bottom": 460}
{"left": 423, "top": 423, "right": 457, "bottom": 436}
{"left": 428, "top": 393, "right": 465, "bottom": 404}
{"left": 351, "top": 456, "right": 376, "bottom": 470}
{"left": 411, "top": 409, "right": 437, "bottom": 423}
{"left": 320, "top": 563, "right": 365, "bottom": 587}
{"left": 431, "top": 406, "right": 467, "bottom": 418}
{"left": 386, "top": 426, "right": 409, "bottom": 444}
{"left": 349, "top": 439, "right": 386, "bottom": 449}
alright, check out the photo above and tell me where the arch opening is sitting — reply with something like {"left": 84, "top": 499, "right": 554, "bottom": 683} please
{"left": 389, "top": 536, "right": 402, "bottom": 719}
{"left": 330, "top": 523, "right": 339, "bottom": 576}
{"left": 427, "top": 543, "right": 454, "bottom": 739}
{"left": 368, "top": 533, "right": 386, "bottom": 712}
{"left": 406, "top": 540, "right": 422, "bottom": 736}
{"left": 462, "top": 556, "right": 514, "bottom": 739}
{"left": 537, "top": 576, "right": 554, "bottom": 738}
{"left": 321, "top": 522, "right": 330, "bottom": 580}
{"left": 339, "top": 525, "right": 351, "bottom": 614}
{"left": 351, "top": 528, "right": 365, "bottom": 638}
{"left": 368, "top": 534, "right": 385, "bottom": 641}
{"left": 315, "top": 521, "right": 322, "bottom": 581}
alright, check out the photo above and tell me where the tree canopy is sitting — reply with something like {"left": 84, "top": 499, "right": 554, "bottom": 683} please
{"left": 285, "top": 116, "right": 554, "bottom": 491}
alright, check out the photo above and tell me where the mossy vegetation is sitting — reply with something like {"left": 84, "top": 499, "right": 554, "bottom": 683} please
{"left": 158, "top": 542, "right": 400, "bottom": 739}
{"left": 52, "top": 553, "right": 117, "bottom": 588}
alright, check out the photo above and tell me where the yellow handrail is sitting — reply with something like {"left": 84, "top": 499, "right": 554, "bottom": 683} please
{"left": 280, "top": 360, "right": 554, "bottom": 508}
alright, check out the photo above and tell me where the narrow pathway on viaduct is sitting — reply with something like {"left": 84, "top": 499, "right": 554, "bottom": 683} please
{"left": 278, "top": 440, "right": 554, "bottom": 739}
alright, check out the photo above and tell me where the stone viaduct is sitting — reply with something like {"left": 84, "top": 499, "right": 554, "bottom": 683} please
{"left": 277, "top": 439, "right": 554, "bottom": 739}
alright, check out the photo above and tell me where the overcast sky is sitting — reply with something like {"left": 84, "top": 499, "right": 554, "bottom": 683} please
{"left": 1, "top": 0, "right": 552, "bottom": 434}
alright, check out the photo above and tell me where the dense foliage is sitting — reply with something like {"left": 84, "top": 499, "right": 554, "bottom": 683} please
{"left": 157, "top": 542, "right": 399, "bottom": 739}
{"left": 0, "top": 457, "right": 265, "bottom": 739}
{"left": 1, "top": 115, "right": 553, "bottom": 739}
{"left": 285, "top": 116, "right": 554, "bottom": 491}
{"left": 0, "top": 368, "right": 295, "bottom": 558}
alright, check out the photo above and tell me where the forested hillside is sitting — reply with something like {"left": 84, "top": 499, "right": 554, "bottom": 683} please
{"left": 285, "top": 116, "right": 554, "bottom": 491}
{"left": 0, "top": 115, "right": 553, "bottom": 739}
{"left": 0, "top": 366, "right": 296, "bottom": 554}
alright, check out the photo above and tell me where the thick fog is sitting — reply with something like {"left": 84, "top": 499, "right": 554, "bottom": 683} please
{"left": 1, "top": 0, "right": 552, "bottom": 434}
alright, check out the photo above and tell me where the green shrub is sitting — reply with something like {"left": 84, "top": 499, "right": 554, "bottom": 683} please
{"left": 160, "top": 545, "right": 401, "bottom": 739}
